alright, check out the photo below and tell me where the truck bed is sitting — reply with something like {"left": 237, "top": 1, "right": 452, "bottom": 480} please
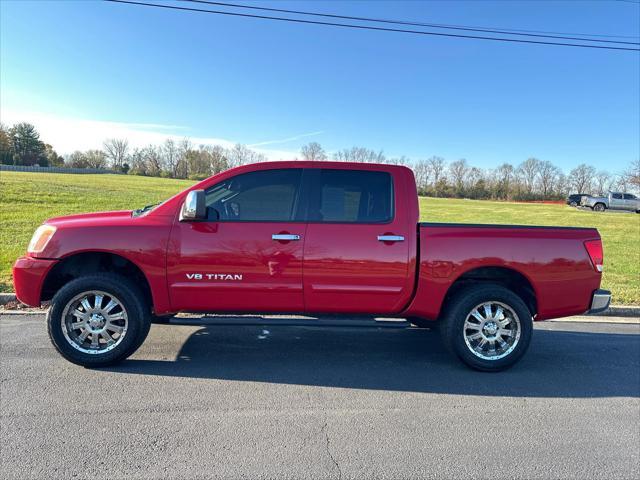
{"left": 403, "top": 222, "right": 602, "bottom": 321}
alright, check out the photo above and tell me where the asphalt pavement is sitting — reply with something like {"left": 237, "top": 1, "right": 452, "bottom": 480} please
{"left": 1, "top": 314, "right": 639, "bottom": 480}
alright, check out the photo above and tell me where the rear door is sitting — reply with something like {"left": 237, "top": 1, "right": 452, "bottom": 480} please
{"left": 610, "top": 193, "right": 625, "bottom": 209}
{"left": 302, "top": 167, "right": 413, "bottom": 314}
{"left": 623, "top": 193, "right": 638, "bottom": 211}
{"left": 167, "top": 168, "right": 307, "bottom": 312}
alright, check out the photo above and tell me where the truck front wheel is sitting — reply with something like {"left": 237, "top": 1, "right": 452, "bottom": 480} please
{"left": 47, "top": 273, "right": 151, "bottom": 367}
{"left": 440, "top": 284, "right": 533, "bottom": 371}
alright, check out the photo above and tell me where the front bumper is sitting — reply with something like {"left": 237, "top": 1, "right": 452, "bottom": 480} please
{"left": 588, "top": 289, "right": 611, "bottom": 314}
{"left": 12, "top": 256, "right": 58, "bottom": 307}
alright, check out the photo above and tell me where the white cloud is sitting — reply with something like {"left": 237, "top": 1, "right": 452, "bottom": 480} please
{"left": 248, "top": 130, "right": 324, "bottom": 147}
{"left": 0, "top": 109, "right": 301, "bottom": 161}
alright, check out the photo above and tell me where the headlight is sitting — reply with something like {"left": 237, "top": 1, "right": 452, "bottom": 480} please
{"left": 27, "top": 225, "right": 57, "bottom": 254}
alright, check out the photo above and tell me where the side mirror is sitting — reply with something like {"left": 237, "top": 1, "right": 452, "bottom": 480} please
{"left": 179, "top": 190, "right": 206, "bottom": 221}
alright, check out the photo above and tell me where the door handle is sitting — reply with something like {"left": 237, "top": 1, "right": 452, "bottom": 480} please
{"left": 377, "top": 235, "right": 405, "bottom": 242}
{"left": 272, "top": 234, "right": 301, "bottom": 241}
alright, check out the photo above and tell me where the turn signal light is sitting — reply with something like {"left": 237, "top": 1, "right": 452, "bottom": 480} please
{"left": 584, "top": 239, "right": 603, "bottom": 273}
{"left": 27, "top": 225, "right": 57, "bottom": 254}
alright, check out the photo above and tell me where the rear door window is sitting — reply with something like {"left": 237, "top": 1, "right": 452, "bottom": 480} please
{"left": 308, "top": 169, "right": 393, "bottom": 223}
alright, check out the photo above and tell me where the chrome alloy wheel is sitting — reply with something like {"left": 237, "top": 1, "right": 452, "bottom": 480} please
{"left": 60, "top": 290, "right": 128, "bottom": 355}
{"left": 463, "top": 301, "right": 521, "bottom": 361}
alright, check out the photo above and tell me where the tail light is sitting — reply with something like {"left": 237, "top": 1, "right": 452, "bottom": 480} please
{"left": 584, "top": 239, "right": 603, "bottom": 273}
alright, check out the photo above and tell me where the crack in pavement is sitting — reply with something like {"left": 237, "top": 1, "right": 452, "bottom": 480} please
{"left": 321, "top": 420, "right": 342, "bottom": 480}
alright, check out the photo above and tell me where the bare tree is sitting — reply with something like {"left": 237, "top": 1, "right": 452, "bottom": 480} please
{"left": 569, "top": 164, "right": 596, "bottom": 194}
{"left": 496, "top": 163, "right": 514, "bottom": 199}
{"left": 300, "top": 142, "right": 327, "bottom": 161}
{"left": 333, "top": 147, "right": 385, "bottom": 163}
{"left": 386, "top": 155, "right": 410, "bottom": 166}
{"left": 623, "top": 159, "right": 640, "bottom": 192}
{"left": 518, "top": 158, "right": 541, "bottom": 194}
{"left": 227, "top": 143, "right": 267, "bottom": 167}
{"left": 613, "top": 174, "right": 629, "bottom": 193}
{"left": 555, "top": 173, "right": 569, "bottom": 196}
{"left": 128, "top": 148, "right": 145, "bottom": 174}
{"left": 184, "top": 146, "right": 210, "bottom": 177}
{"left": 66, "top": 151, "right": 88, "bottom": 168}
{"left": 332, "top": 148, "right": 350, "bottom": 162}
{"left": 175, "top": 138, "right": 193, "bottom": 178}
{"left": 427, "top": 156, "right": 446, "bottom": 185}
{"left": 227, "top": 144, "right": 249, "bottom": 167}
{"left": 162, "top": 139, "right": 179, "bottom": 177}
{"left": 208, "top": 145, "right": 229, "bottom": 175}
{"left": 449, "top": 159, "right": 469, "bottom": 193}
{"left": 182, "top": 144, "right": 229, "bottom": 178}
{"left": 413, "top": 159, "right": 432, "bottom": 192}
{"left": 465, "top": 166, "right": 483, "bottom": 190}
{"left": 84, "top": 150, "right": 108, "bottom": 169}
{"left": 594, "top": 171, "right": 612, "bottom": 195}
{"left": 142, "top": 145, "right": 162, "bottom": 176}
{"left": 538, "top": 160, "right": 561, "bottom": 197}
{"left": 103, "top": 138, "right": 129, "bottom": 169}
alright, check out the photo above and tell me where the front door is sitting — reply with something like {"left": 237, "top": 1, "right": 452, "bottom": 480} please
{"left": 167, "top": 168, "right": 306, "bottom": 312}
{"left": 302, "top": 168, "right": 413, "bottom": 314}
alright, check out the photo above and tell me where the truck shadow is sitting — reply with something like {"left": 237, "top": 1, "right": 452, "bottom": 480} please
{"left": 108, "top": 320, "right": 640, "bottom": 398}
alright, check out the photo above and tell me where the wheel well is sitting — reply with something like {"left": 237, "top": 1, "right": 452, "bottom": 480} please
{"left": 445, "top": 267, "right": 537, "bottom": 316}
{"left": 41, "top": 252, "right": 153, "bottom": 310}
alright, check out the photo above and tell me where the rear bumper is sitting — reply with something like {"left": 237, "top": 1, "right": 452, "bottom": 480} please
{"left": 12, "top": 256, "right": 58, "bottom": 307}
{"left": 588, "top": 289, "right": 611, "bottom": 314}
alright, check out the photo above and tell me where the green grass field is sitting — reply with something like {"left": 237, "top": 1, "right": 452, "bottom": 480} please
{"left": 1, "top": 171, "right": 639, "bottom": 305}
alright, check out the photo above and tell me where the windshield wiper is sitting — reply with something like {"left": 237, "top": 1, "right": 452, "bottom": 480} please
{"left": 132, "top": 203, "right": 159, "bottom": 217}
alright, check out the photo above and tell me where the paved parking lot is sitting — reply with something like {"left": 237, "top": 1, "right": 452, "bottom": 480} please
{"left": 1, "top": 314, "right": 639, "bottom": 479}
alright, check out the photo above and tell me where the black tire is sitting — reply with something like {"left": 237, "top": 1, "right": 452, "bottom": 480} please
{"left": 593, "top": 203, "right": 606, "bottom": 212}
{"left": 569, "top": 201, "right": 577, "bottom": 207}
{"left": 47, "top": 273, "right": 151, "bottom": 367}
{"left": 439, "top": 284, "right": 533, "bottom": 372}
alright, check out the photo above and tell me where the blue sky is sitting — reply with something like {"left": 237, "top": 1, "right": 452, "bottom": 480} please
{"left": 1, "top": 0, "right": 639, "bottom": 173}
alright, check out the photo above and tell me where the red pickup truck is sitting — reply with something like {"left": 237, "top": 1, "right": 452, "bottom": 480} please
{"left": 13, "top": 161, "right": 610, "bottom": 371}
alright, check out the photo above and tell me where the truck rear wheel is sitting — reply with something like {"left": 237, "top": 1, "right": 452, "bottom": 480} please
{"left": 593, "top": 203, "right": 606, "bottom": 212}
{"left": 47, "top": 273, "right": 151, "bottom": 367}
{"left": 440, "top": 284, "right": 533, "bottom": 371}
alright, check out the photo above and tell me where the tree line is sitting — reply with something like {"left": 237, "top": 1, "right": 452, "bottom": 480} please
{"left": 0, "top": 123, "right": 64, "bottom": 167}
{"left": 0, "top": 122, "right": 267, "bottom": 179}
{"left": 300, "top": 142, "right": 638, "bottom": 200}
{"left": 1, "top": 122, "right": 638, "bottom": 199}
